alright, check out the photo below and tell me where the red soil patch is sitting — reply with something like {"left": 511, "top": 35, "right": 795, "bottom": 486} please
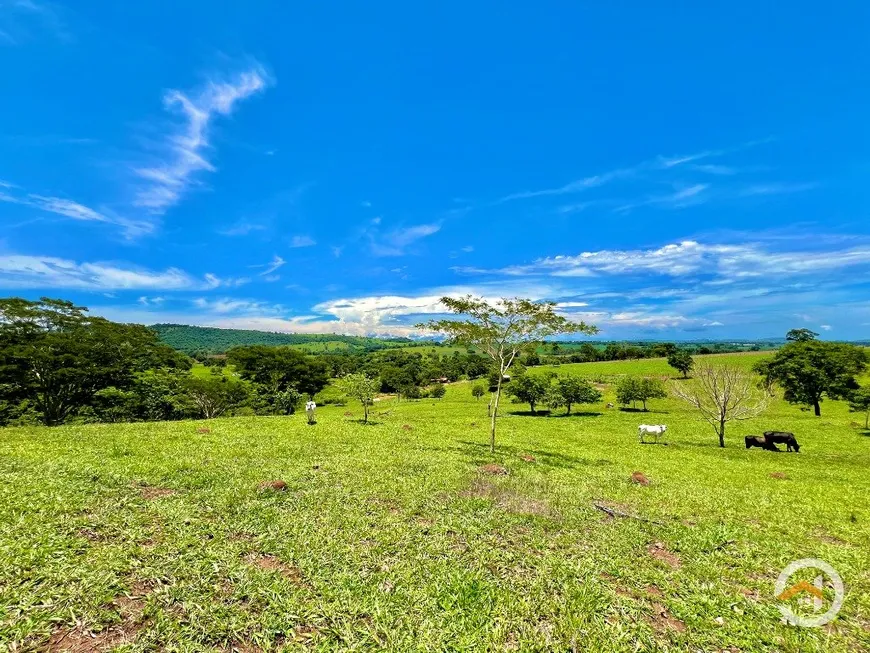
{"left": 139, "top": 487, "right": 176, "bottom": 500}
{"left": 769, "top": 472, "right": 788, "bottom": 480}
{"left": 344, "top": 411, "right": 354, "bottom": 417}
{"left": 630, "top": 471, "right": 650, "bottom": 486}
{"left": 519, "top": 454, "right": 536, "bottom": 462}
{"left": 401, "top": 424, "right": 413, "bottom": 430}
{"left": 196, "top": 427, "right": 211, "bottom": 434}
{"left": 479, "top": 463, "right": 509, "bottom": 475}
{"left": 244, "top": 553, "right": 306, "bottom": 586}
{"left": 257, "top": 480, "right": 287, "bottom": 492}
{"left": 647, "top": 542, "right": 682, "bottom": 569}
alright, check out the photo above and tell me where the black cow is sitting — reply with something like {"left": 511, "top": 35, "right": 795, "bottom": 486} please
{"left": 745, "top": 435, "right": 780, "bottom": 451}
{"left": 764, "top": 431, "right": 800, "bottom": 453}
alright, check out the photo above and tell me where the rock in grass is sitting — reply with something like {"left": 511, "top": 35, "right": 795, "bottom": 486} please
{"left": 258, "top": 480, "right": 287, "bottom": 492}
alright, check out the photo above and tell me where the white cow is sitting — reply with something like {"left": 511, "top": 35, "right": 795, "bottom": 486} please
{"left": 638, "top": 424, "right": 667, "bottom": 444}
{"left": 305, "top": 400, "right": 317, "bottom": 425}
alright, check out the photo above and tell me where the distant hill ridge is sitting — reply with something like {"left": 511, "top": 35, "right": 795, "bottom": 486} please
{"left": 150, "top": 323, "right": 412, "bottom": 354}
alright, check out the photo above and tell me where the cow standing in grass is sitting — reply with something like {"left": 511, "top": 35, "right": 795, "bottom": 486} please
{"left": 764, "top": 431, "right": 800, "bottom": 452}
{"left": 638, "top": 424, "right": 667, "bottom": 444}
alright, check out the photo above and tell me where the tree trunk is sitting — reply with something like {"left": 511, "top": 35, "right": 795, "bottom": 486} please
{"left": 490, "top": 380, "right": 502, "bottom": 453}
{"left": 529, "top": 401, "right": 536, "bottom": 415}
{"left": 813, "top": 400, "right": 821, "bottom": 417}
{"left": 642, "top": 399, "right": 648, "bottom": 411}
{"left": 718, "top": 418, "right": 726, "bottom": 447}
{"left": 363, "top": 402, "right": 368, "bottom": 424}
{"left": 566, "top": 402, "right": 572, "bottom": 416}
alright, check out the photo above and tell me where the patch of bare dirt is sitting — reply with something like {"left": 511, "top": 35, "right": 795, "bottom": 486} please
{"left": 479, "top": 463, "right": 509, "bottom": 475}
{"left": 769, "top": 472, "right": 788, "bottom": 480}
{"left": 646, "top": 585, "right": 663, "bottom": 597}
{"left": 519, "top": 454, "right": 536, "bottom": 462}
{"left": 401, "top": 424, "right": 413, "bottom": 431}
{"left": 196, "top": 427, "right": 211, "bottom": 433}
{"left": 647, "top": 542, "right": 682, "bottom": 569}
{"left": 814, "top": 531, "right": 850, "bottom": 546}
{"left": 244, "top": 553, "right": 307, "bottom": 586}
{"left": 139, "top": 487, "right": 176, "bottom": 500}
{"left": 647, "top": 602, "right": 686, "bottom": 633}
{"left": 47, "top": 583, "right": 151, "bottom": 652}
{"left": 257, "top": 480, "right": 287, "bottom": 492}
{"left": 77, "top": 527, "right": 105, "bottom": 542}
{"left": 344, "top": 411, "right": 353, "bottom": 417}
{"left": 461, "top": 478, "right": 554, "bottom": 517}
{"left": 630, "top": 471, "right": 650, "bottom": 486}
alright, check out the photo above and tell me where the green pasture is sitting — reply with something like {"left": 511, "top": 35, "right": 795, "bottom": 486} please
{"left": 1, "top": 354, "right": 868, "bottom": 651}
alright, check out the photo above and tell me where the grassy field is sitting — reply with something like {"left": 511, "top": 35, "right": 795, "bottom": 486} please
{"left": 1, "top": 356, "right": 869, "bottom": 651}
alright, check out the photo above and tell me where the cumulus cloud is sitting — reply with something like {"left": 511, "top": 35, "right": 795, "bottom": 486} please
{"left": 134, "top": 65, "right": 271, "bottom": 213}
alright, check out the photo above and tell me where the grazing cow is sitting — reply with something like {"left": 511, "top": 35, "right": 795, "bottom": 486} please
{"left": 745, "top": 435, "right": 780, "bottom": 452}
{"left": 764, "top": 431, "right": 800, "bottom": 453}
{"left": 606, "top": 402, "right": 615, "bottom": 409}
{"left": 638, "top": 424, "right": 667, "bottom": 444}
{"left": 305, "top": 400, "right": 317, "bottom": 425}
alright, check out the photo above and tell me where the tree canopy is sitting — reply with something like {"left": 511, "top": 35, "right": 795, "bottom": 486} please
{"left": 0, "top": 297, "right": 189, "bottom": 425}
{"left": 420, "top": 296, "right": 597, "bottom": 451}
{"left": 754, "top": 339, "right": 867, "bottom": 416}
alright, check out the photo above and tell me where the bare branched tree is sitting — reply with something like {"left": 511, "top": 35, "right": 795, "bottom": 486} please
{"left": 420, "top": 296, "right": 596, "bottom": 452}
{"left": 670, "top": 363, "right": 768, "bottom": 447}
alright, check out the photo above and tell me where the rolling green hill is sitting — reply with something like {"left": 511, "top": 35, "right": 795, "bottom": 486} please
{"left": 150, "top": 323, "right": 413, "bottom": 355}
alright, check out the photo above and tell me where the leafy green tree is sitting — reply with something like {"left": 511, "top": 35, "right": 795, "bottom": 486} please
{"left": 0, "top": 297, "right": 189, "bottom": 425}
{"left": 507, "top": 373, "right": 553, "bottom": 414}
{"left": 338, "top": 373, "right": 380, "bottom": 424}
{"left": 786, "top": 328, "right": 819, "bottom": 342}
{"left": 226, "top": 345, "right": 328, "bottom": 397}
{"left": 616, "top": 377, "right": 641, "bottom": 409}
{"left": 471, "top": 383, "right": 486, "bottom": 400}
{"left": 183, "top": 374, "right": 249, "bottom": 419}
{"left": 275, "top": 387, "right": 303, "bottom": 415}
{"left": 421, "top": 296, "right": 596, "bottom": 451}
{"left": 753, "top": 339, "right": 867, "bottom": 416}
{"left": 667, "top": 350, "right": 695, "bottom": 378}
{"left": 848, "top": 387, "right": 870, "bottom": 429}
{"left": 615, "top": 376, "right": 667, "bottom": 411}
{"left": 550, "top": 376, "right": 602, "bottom": 415}
{"left": 429, "top": 383, "right": 446, "bottom": 399}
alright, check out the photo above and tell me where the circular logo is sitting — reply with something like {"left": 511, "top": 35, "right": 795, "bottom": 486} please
{"left": 775, "top": 558, "right": 844, "bottom": 627}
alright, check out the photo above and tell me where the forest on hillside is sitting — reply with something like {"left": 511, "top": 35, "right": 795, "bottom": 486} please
{"left": 150, "top": 324, "right": 413, "bottom": 355}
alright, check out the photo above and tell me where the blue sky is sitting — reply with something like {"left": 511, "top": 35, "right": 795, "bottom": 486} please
{"left": 2, "top": 2, "right": 869, "bottom": 339}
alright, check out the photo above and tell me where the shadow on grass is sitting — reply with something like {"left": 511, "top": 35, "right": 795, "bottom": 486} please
{"left": 618, "top": 407, "right": 669, "bottom": 414}
{"left": 454, "top": 440, "right": 610, "bottom": 470}
{"left": 505, "top": 410, "right": 603, "bottom": 418}
{"left": 551, "top": 411, "right": 603, "bottom": 418}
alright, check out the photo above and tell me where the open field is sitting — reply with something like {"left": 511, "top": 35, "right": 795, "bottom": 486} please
{"left": 1, "top": 356, "right": 869, "bottom": 651}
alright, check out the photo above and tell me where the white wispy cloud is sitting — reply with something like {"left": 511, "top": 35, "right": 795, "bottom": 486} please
{"left": 290, "top": 235, "right": 316, "bottom": 248}
{"left": 457, "top": 239, "right": 870, "bottom": 282}
{"left": 0, "top": 254, "right": 214, "bottom": 290}
{"left": 248, "top": 255, "right": 285, "bottom": 276}
{"left": 218, "top": 221, "right": 266, "bottom": 236}
{"left": 370, "top": 223, "right": 441, "bottom": 257}
{"left": 820, "top": 324, "right": 832, "bottom": 331}
{"left": 134, "top": 65, "right": 271, "bottom": 213}
{"left": 0, "top": 189, "right": 155, "bottom": 239}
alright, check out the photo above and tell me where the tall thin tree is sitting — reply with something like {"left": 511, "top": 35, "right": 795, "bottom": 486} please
{"left": 420, "top": 296, "right": 596, "bottom": 452}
